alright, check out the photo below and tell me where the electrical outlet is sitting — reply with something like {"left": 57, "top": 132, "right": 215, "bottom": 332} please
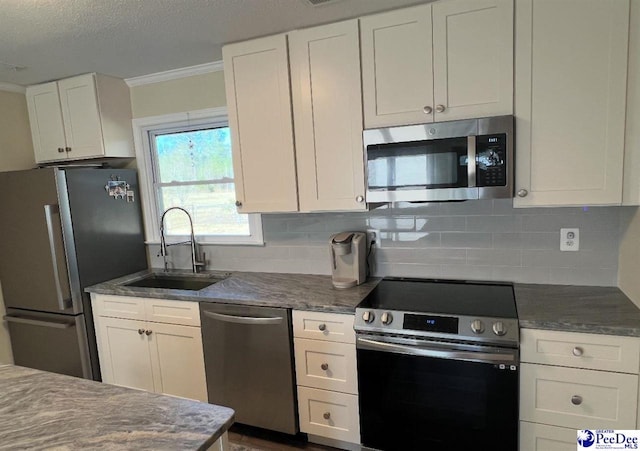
{"left": 560, "top": 228, "right": 579, "bottom": 251}
{"left": 366, "top": 229, "right": 380, "bottom": 248}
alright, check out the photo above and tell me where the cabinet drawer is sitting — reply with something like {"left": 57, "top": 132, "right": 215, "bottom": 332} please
{"left": 144, "top": 299, "right": 200, "bottom": 327}
{"left": 294, "top": 338, "right": 357, "bottom": 394}
{"left": 519, "top": 421, "right": 576, "bottom": 451}
{"left": 293, "top": 311, "right": 355, "bottom": 343}
{"left": 92, "top": 294, "right": 145, "bottom": 321}
{"left": 520, "top": 329, "right": 640, "bottom": 373}
{"left": 520, "top": 363, "right": 638, "bottom": 429}
{"left": 297, "top": 386, "right": 360, "bottom": 444}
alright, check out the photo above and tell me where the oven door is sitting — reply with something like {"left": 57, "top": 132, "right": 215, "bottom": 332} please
{"left": 356, "top": 335, "right": 518, "bottom": 451}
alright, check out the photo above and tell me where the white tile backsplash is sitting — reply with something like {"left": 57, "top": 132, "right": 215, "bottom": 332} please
{"left": 148, "top": 199, "right": 624, "bottom": 286}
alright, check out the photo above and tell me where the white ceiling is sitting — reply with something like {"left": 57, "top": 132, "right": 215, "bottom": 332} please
{"left": 0, "top": 0, "right": 431, "bottom": 86}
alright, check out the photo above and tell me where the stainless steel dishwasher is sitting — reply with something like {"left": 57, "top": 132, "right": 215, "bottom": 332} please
{"left": 200, "top": 303, "right": 298, "bottom": 434}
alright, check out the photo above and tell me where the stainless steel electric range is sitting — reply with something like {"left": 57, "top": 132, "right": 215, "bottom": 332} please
{"left": 354, "top": 277, "right": 519, "bottom": 451}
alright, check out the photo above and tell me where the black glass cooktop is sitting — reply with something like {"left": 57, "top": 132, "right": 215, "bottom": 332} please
{"left": 359, "top": 277, "right": 517, "bottom": 319}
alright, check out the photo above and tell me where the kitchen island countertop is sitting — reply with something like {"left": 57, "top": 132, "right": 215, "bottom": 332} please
{"left": 86, "top": 269, "right": 380, "bottom": 314}
{"left": 0, "top": 364, "right": 234, "bottom": 450}
{"left": 515, "top": 284, "right": 640, "bottom": 337}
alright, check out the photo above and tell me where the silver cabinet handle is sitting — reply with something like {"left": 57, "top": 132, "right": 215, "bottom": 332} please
{"left": 235, "top": 200, "right": 242, "bottom": 207}
{"left": 145, "top": 330, "right": 152, "bottom": 336}
{"left": 355, "top": 195, "right": 364, "bottom": 203}
{"left": 318, "top": 323, "right": 327, "bottom": 331}
{"left": 423, "top": 106, "right": 433, "bottom": 114}
{"left": 138, "top": 329, "right": 145, "bottom": 335}
{"left": 323, "top": 412, "right": 331, "bottom": 420}
{"left": 44, "top": 204, "right": 70, "bottom": 311}
{"left": 321, "top": 363, "right": 329, "bottom": 371}
{"left": 435, "top": 104, "right": 446, "bottom": 113}
{"left": 203, "top": 310, "right": 283, "bottom": 325}
{"left": 57, "top": 147, "right": 65, "bottom": 153}
{"left": 517, "top": 189, "right": 528, "bottom": 197}
{"left": 571, "top": 395, "right": 583, "bottom": 405}
{"left": 572, "top": 346, "right": 584, "bottom": 357}
{"left": 3, "top": 315, "right": 73, "bottom": 329}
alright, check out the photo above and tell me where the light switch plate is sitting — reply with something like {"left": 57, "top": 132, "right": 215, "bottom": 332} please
{"left": 560, "top": 228, "right": 579, "bottom": 251}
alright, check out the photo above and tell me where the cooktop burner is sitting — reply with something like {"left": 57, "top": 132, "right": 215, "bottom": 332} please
{"left": 359, "top": 277, "right": 517, "bottom": 318}
{"left": 355, "top": 277, "right": 519, "bottom": 346}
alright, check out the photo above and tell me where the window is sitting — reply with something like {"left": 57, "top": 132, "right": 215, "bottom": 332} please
{"left": 133, "top": 108, "right": 263, "bottom": 245}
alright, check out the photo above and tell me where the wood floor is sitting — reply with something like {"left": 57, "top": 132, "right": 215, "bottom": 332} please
{"left": 228, "top": 424, "right": 338, "bottom": 451}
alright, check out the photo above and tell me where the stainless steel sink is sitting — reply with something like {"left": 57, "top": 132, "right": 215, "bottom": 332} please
{"left": 124, "top": 274, "right": 226, "bottom": 291}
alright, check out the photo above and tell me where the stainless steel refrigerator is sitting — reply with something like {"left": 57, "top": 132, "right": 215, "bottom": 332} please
{"left": 0, "top": 167, "right": 148, "bottom": 380}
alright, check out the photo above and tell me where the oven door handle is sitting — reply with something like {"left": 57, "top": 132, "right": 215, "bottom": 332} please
{"left": 356, "top": 337, "right": 517, "bottom": 365}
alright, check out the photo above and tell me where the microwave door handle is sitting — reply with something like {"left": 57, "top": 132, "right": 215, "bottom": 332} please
{"left": 467, "top": 136, "right": 476, "bottom": 188}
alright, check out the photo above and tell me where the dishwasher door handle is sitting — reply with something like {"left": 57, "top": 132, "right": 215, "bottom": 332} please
{"left": 202, "top": 310, "right": 283, "bottom": 325}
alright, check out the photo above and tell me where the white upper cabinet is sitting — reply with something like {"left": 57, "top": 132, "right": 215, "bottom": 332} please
{"left": 361, "top": 0, "right": 514, "bottom": 128}
{"left": 57, "top": 75, "right": 104, "bottom": 160}
{"left": 223, "top": 34, "right": 299, "bottom": 213}
{"left": 623, "top": 0, "right": 640, "bottom": 206}
{"left": 290, "top": 20, "right": 366, "bottom": 211}
{"left": 25, "top": 82, "right": 67, "bottom": 162}
{"left": 361, "top": 5, "right": 434, "bottom": 128}
{"left": 514, "top": 0, "right": 630, "bottom": 207}
{"left": 26, "top": 73, "right": 134, "bottom": 164}
{"left": 432, "top": 0, "right": 514, "bottom": 122}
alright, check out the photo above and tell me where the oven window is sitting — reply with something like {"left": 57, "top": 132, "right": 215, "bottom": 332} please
{"left": 366, "top": 137, "right": 469, "bottom": 190}
{"left": 357, "top": 348, "right": 518, "bottom": 450}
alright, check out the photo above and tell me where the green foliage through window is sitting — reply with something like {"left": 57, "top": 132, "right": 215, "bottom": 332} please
{"left": 151, "top": 126, "right": 249, "bottom": 237}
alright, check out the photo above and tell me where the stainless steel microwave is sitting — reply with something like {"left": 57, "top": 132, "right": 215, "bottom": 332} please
{"left": 364, "top": 115, "right": 513, "bottom": 203}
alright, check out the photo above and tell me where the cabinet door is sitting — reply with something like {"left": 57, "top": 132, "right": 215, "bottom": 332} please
{"left": 361, "top": 5, "right": 434, "bottom": 128}
{"left": 519, "top": 422, "right": 576, "bottom": 451}
{"left": 520, "top": 363, "right": 638, "bottom": 430}
{"left": 432, "top": 0, "right": 514, "bottom": 121}
{"left": 223, "top": 34, "right": 298, "bottom": 213}
{"left": 148, "top": 322, "right": 207, "bottom": 402}
{"left": 514, "top": 0, "right": 629, "bottom": 207}
{"left": 96, "top": 317, "right": 155, "bottom": 392}
{"left": 26, "top": 82, "right": 67, "bottom": 163}
{"left": 58, "top": 74, "right": 105, "bottom": 159}
{"left": 290, "top": 20, "right": 366, "bottom": 211}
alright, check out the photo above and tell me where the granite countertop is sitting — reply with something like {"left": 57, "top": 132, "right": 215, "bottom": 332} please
{"left": 0, "top": 365, "right": 234, "bottom": 450}
{"left": 86, "top": 269, "right": 380, "bottom": 314}
{"left": 515, "top": 284, "right": 640, "bottom": 337}
{"left": 87, "top": 269, "right": 640, "bottom": 336}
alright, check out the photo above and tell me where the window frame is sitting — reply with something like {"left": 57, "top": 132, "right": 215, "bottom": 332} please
{"left": 132, "top": 107, "right": 263, "bottom": 245}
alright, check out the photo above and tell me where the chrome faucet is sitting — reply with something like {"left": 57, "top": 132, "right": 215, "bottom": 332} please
{"left": 159, "top": 207, "right": 205, "bottom": 273}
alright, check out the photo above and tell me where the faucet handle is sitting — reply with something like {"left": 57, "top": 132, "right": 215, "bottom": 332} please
{"left": 194, "top": 252, "right": 207, "bottom": 273}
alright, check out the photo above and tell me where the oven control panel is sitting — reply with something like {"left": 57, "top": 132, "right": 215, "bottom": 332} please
{"left": 355, "top": 309, "right": 519, "bottom": 346}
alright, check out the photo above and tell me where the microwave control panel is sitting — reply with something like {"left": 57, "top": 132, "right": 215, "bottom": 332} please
{"left": 476, "top": 134, "right": 507, "bottom": 187}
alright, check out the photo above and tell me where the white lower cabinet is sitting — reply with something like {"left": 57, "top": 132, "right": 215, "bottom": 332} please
{"left": 293, "top": 310, "right": 360, "bottom": 446}
{"left": 92, "top": 294, "right": 207, "bottom": 402}
{"left": 97, "top": 317, "right": 156, "bottom": 392}
{"left": 519, "top": 328, "right": 640, "bottom": 450}
{"left": 520, "top": 422, "right": 576, "bottom": 451}
{"left": 297, "top": 386, "right": 360, "bottom": 444}
{"left": 520, "top": 363, "right": 638, "bottom": 430}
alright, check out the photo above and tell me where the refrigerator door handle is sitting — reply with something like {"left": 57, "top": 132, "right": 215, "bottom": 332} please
{"left": 44, "top": 204, "right": 71, "bottom": 311}
{"left": 3, "top": 314, "right": 74, "bottom": 329}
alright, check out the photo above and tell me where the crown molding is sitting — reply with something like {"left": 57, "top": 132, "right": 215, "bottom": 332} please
{"left": 125, "top": 61, "right": 224, "bottom": 87}
{"left": 0, "top": 82, "right": 26, "bottom": 94}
